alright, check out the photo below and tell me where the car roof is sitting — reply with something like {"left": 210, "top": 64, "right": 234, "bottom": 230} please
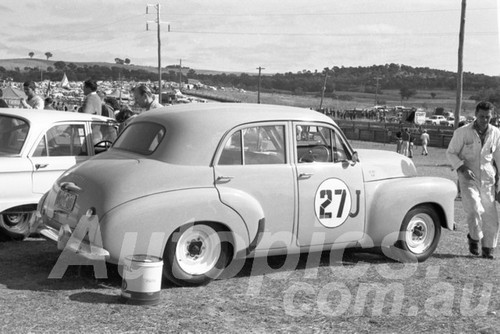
{"left": 135, "top": 103, "right": 333, "bottom": 129}
{"left": 127, "top": 103, "right": 337, "bottom": 166}
{"left": 0, "top": 108, "right": 112, "bottom": 124}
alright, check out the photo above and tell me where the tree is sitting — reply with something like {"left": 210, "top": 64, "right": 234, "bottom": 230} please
{"left": 115, "top": 58, "right": 124, "bottom": 65}
{"left": 399, "top": 86, "right": 417, "bottom": 100}
{"left": 124, "top": 58, "right": 131, "bottom": 65}
{"left": 54, "top": 61, "right": 67, "bottom": 71}
{"left": 28, "top": 52, "right": 34, "bottom": 59}
{"left": 45, "top": 52, "right": 53, "bottom": 60}
{"left": 430, "top": 92, "right": 436, "bottom": 99}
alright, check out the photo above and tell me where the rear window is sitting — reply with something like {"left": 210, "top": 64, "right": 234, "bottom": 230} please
{"left": 113, "top": 122, "right": 165, "bottom": 155}
{"left": 0, "top": 115, "right": 29, "bottom": 155}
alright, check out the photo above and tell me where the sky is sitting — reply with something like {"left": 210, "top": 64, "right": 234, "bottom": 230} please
{"left": 0, "top": 0, "right": 499, "bottom": 76}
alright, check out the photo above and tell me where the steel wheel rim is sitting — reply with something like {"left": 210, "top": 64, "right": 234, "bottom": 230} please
{"left": 405, "top": 213, "right": 435, "bottom": 254}
{"left": 176, "top": 225, "right": 221, "bottom": 275}
{"left": 3, "top": 213, "right": 29, "bottom": 228}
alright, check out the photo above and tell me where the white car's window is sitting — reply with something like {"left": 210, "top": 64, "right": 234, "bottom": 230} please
{"left": 0, "top": 115, "right": 29, "bottom": 155}
{"left": 33, "top": 124, "right": 87, "bottom": 157}
{"left": 296, "top": 125, "right": 351, "bottom": 163}
{"left": 219, "top": 125, "right": 285, "bottom": 165}
{"left": 113, "top": 122, "right": 165, "bottom": 155}
{"left": 91, "top": 123, "right": 118, "bottom": 145}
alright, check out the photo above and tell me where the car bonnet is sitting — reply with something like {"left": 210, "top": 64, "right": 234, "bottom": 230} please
{"left": 356, "top": 149, "right": 417, "bottom": 182}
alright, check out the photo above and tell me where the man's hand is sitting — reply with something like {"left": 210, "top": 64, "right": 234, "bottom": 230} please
{"left": 457, "top": 165, "right": 476, "bottom": 181}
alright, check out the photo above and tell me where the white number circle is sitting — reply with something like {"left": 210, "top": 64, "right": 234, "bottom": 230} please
{"left": 314, "top": 178, "right": 351, "bottom": 228}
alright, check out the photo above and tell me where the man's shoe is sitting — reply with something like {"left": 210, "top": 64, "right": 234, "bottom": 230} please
{"left": 482, "top": 247, "right": 494, "bottom": 259}
{"left": 467, "top": 234, "right": 480, "bottom": 256}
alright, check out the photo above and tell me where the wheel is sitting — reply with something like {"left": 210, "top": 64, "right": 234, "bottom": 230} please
{"left": 396, "top": 206, "right": 441, "bottom": 262}
{"left": 0, "top": 212, "right": 33, "bottom": 240}
{"left": 163, "top": 223, "right": 230, "bottom": 286}
{"left": 299, "top": 145, "right": 330, "bottom": 163}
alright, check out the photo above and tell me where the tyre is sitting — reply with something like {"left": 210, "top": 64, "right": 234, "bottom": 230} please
{"left": 163, "top": 223, "right": 230, "bottom": 287}
{"left": 0, "top": 212, "right": 33, "bottom": 240}
{"left": 396, "top": 206, "right": 441, "bottom": 262}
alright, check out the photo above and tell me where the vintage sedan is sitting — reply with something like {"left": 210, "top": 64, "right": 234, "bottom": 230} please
{"left": 0, "top": 109, "right": 117, "bottom": 239}
{"left": 36, "top": 103, "right": 456, "bottom": 286}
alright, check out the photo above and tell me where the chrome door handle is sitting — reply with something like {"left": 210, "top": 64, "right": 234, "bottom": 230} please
{"left": 216, "top": 176, "right": 234, "bottom": 183}
{"left": 298, "top": 173, "right": 313, "bottom": 179}
{"left": 35, "top": 164, "right": 48, "bottom": 170}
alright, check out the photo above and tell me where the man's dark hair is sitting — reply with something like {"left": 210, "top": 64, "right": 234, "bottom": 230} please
{"left": 134, "top": 84, "right": 153, "bottom": 97}
{"left": 23, "top": 81, "right": 36, "bottom": 90}
{"left": 83, "top": 79, "right": 98, "bottom": 92}
{"left": 476, "top": 101, "right": 494, "bottom": 113}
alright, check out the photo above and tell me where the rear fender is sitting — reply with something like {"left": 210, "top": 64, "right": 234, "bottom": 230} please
{"left": 99, "top": 188, "right": 251, "bottom": 263}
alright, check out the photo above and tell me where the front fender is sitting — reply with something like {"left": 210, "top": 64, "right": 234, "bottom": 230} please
{"left": 98, "top": 188, "right": 251, "bottom": 264}
{"left": 362, "top": 176, "right": 456, "bottom": 247}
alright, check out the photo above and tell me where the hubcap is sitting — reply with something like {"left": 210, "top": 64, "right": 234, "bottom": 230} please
{"left": 406, "top": 213, "right": 435, "bottom": 254}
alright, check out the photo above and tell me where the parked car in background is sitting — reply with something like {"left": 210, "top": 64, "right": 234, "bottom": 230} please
{"left": 425, "top": 115, "right": 447, "bottom": 125}
{"left": 36, "top": 103, "right": 456, "bottom": 286}
{"left": 0, "top": 109, "right": 117, "bottom": 240}
{"left": 440, "top": 116, "right": 466, "bottom": 127}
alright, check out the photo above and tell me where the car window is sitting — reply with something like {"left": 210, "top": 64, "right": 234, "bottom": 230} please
{"left": 113, "top": 122, "right": 165, "bottom": 155}
{"left": 219, "top": 125, "right": 285, "bottom": 165}
{"left": 296, "top": 125, "right": 351, "bottom": 163}
{"left": 33, "top": 124, "right": 87, "bottom": 157}
{"left": 0, "top": 115, "right": 29, "bottom": 155}
{"left": 91, "top": 123, "right": 118, "bottom": 146}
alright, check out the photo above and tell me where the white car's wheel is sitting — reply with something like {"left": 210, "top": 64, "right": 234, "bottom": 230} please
{"left": 397, "top": 206, "right": 441, "bottom": 262}
{"left": 163, "top": 223, "right": 230, "bottom": 286}
{"left": 0, "top": 212, "right": 32, "bottom": 240}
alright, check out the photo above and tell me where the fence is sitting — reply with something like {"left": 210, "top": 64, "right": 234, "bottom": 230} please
{"left": 335, "top": 119, "right": 455, "bottom": 148}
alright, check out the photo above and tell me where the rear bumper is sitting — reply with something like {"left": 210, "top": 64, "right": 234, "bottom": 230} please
{"left": 38, "top": 221, "right": 110, "bottom": 261}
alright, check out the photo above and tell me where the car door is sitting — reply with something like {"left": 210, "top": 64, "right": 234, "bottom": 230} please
{"left": 29, "top": 122, "right": 90, "bottom": 195}
{"left": 295, "top": 122, "right": 365, "bottom": 247}
{"left": 213, "top": 122, "right": 296, "bottom": 250}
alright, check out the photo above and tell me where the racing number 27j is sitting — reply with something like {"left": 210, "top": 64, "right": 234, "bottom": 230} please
{"left": 319, "top": 189, "right": 346, "bottom": 219}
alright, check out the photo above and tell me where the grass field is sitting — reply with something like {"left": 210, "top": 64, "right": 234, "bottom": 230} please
{"left": 0, "top": 142, "right": 498, "bottom": 334}
{"left": 193, "top": 87, "right": 478, "bottom": 119}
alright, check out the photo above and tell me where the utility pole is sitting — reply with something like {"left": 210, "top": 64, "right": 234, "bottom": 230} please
{"left": 256, "top": 66, "right": 265, "bottom": 104}
{"left": 374, "top": 76, "right": 382, "bottom": 105}
{"left": 146, "top": 3, "right": 162, "bottom": 104}
{"left": 179, "top": 59, "right": 182, "bottom": 90}
{"left": 455, "top": 0, "right": 466, "bottom": 129}
{"left": 319, "top": 71, "right": 328, "bottom": 110}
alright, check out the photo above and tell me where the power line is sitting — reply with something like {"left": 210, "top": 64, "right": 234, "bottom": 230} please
{"left": 167, "top": 29, "right": 496, "bottom": 37}
{"left": 165, "top": 7, "right": 495, "bottom": 17}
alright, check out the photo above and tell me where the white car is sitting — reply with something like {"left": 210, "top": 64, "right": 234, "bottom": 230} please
{"left": 425, "top": 115, "right": 447, "bottom": 125}
{"left": 36, "top": 103, "right": 457, "bottom": 286}
{"left": 440, "top": 115, "right": 467, "bottom": 127}
{"left": 0, "top": 109, "right": 117, "bottom": 240}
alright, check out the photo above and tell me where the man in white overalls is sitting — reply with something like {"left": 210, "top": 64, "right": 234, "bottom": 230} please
{"left": 446, "top": 101, "right": 500, "bottom": 259}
